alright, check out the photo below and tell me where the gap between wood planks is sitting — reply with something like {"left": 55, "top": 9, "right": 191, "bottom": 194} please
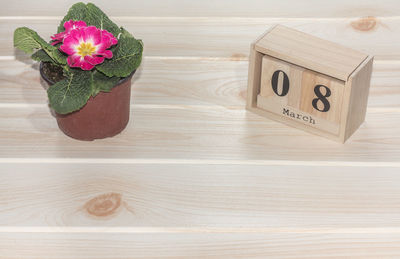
{"left": 1, "top": 16, "right": 400, "bottom": 21}
{"left": 0, "top": 158, "right": 399, "bottom": 167}
{"left": 0, "top": 55, "right": 250, "bottom": 61}
{"left": 2, "top": 226, "right": 400, "bottom": 233}
{"left": 0, "top": 103, "right": 398, "bottom": 114}
{"left": 2, "top": 15, "right": 399, "bottom": 60}
{"left": 2, "top": 56, "right": 400, "bottom": 63}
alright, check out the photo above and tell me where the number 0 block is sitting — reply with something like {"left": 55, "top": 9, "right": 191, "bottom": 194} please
{"left": 246, "top": 25, "right": 373, "bottom": 143}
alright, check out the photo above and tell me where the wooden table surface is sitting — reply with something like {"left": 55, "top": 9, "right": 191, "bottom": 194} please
{"left": 1, "top": 1, "right": 400, "bottom": 258}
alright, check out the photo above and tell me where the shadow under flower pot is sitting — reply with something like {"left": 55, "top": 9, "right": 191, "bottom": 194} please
{"left": 40, "top": 62, "right": 136, "bottom": 141}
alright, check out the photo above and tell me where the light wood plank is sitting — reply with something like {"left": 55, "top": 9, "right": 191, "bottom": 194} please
{"left": 0, "top": 106, "right": 399, "bottom": 161}
{"left": 2, "top": 17, "right": 400, "bottom": 59}
{"left": 0, "top": 59, "right": 398, "bottom": 108}
{"left": 1, "top": 0, "right": 399, "bottom": 17}
{"left": 1, "top": 232, "right": 400, "bottom": 258}
{"left": 0, "top": 164, "right": 400, "bottom": 228}
{"left": 255, "top": 25, "right": 367, "bottom": 81}
{"left": 343, "top": 56, "right": 374, "bottom": 141}
{"left": 2, "top": 3, "right": 399, "bottom": 256}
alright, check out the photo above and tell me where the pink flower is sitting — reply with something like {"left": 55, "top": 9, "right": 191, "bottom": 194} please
{"left": 59, "top": 26, "right": 118, "bottom": 70}
{"left": 51, "top": 20, "right": 87, "bottom": 45}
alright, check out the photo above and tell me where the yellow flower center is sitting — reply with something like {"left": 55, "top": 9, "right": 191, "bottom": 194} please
{"left": 77, "top": 42, "right": 96, "bottom": 57}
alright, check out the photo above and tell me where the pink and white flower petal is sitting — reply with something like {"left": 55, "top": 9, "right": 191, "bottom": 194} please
{"left": 94, "top": 42, "right": 107, "bottom": 54}
{"left": 59, "top": 36, "right": 80, "bottom": 55}
{"left": 71, "top": 20, "right": 87, "bottom": 29}
{"left": 51, "top": 20, "right": 88, "bottom": 44}
{"left": 63, "top": 20, "right": 74, "bottom": 31}
{"left": 91, "top": 35, "right": 114, "bottom": 55}
{"left": 81, "top": 26, "right": 98, "bottom": 43}
{"left": 69, "top": 29, "right": 84, "bottom": 43}
{"left": 50, "top": 32, "right": 66, "bottom": 45}
{"left": 67, "top": 54, "right": 83, "bottom": 67}
{"left": 93, "top": 45, "right": 113, "bottom": 58}
{"left": 102, "top": 30, "right": 118, "bottom": 45}
{"left": 101, "top": 50, "right": 113, "bottom": 59}
{"left": 80, "top": 62, "right": 95, "bottom": 70}
{"left": 67, "top": 54, "right": 95, "bottom": 70}
{"left": 102, "top": 33, "right": 114, "bottom": 48}
{"left": 84, "top": 55, "right": 105, "bottom": 66}
{"left": 59, "top": 24, "right": 118, "bottom": 70}
{"left": 63, "top": 20, "right": 87, "bottom": 32}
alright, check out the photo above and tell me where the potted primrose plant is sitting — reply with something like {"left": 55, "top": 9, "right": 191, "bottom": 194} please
{"left": 13, "top": 2, "right": 143, "bottom": 141}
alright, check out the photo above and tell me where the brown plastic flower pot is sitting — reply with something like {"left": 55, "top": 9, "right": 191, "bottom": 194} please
{"left": 40, "top": 63, "right": 136, "bottom": 141}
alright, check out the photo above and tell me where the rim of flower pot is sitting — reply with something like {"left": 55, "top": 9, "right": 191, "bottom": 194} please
{"left": 39, "top": 62, "right": 136, "bottom": 86}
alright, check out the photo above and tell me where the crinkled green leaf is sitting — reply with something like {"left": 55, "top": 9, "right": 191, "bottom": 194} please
{"left": 47, "top": 70, "right": 93, "bottom": 114}
{"left": 57, "top": 2, "right": 120, "bottom": 36}
{"left": 14, "top": 27, "right": 48, "bottom": 54}
{"left": 96, "top": 29, "right": 143, "bottom": 77}
{"left": 31, "top": 49, "right": 54, "bottom": 63}
{"left": 14, "top": 27, "right": 67, "bottom": 65}
{"left": 57, "top": 2, "right": 88, "bottom": 33}
{"left": 85, "top": 3, "right": 120, "bottom": 36}
{"left": 50, "top": 48, "right": 67, "bottom": 65}
{"left": 92, "top": 71, "right": 120, "bottom": 96}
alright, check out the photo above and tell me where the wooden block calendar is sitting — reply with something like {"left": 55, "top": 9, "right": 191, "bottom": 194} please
{"left": 246, "top": 25, "right": 374, "bottom": 143}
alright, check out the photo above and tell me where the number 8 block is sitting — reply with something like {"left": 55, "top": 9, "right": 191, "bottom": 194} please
{"left": 246, "top": 25, "right": 373, "bottom": 143}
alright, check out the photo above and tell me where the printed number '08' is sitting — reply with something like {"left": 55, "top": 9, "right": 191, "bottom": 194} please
{"left": 270, "top": 70, "right": 331, "bottom": 113}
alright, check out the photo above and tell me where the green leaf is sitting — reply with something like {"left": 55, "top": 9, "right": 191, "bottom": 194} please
{"left": 47, "top": 70, "right": 93, "bottom": 114}
{"left": 85, "top": 3, "right": 120, "bottom": 36}
{"left": 14, "top": 27, "right": 67, "bottom": 65}
{"left": 96, "top": 29, "right": 143, "bottom": 77}
{"left": 31, "top": 49, "right": 54, "bottom": 63}
{"left": 50, "top": 48, "right": 67, "bottom": 65}
{"left": 92, "top": 71, "right": 120, "bottom": 96}
{"left": 14, "top": 27, "right": 48, "bottom": 54}
{"left": 57, "top": 2, "right": 88, "bottom": 33}
{"left": 58, "top": 3, "right": 120, "bottom": 36}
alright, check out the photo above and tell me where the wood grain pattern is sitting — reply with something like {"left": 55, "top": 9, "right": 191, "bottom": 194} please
{"left": 251, "top": 25, "right": 375, "bottom": 142}
{"left": 0, "top": 106, "right": 399, "bottom": 161}
{"left": 257, "top": 94, "right": 342, "bottom": 136}
{"left": 255, "top": 25, "right": 367, "bottom": 81}
{"left": 257, "top": 55, "right": 345, "bottom": 137}
{"left": 1, "top": 164, "right": 400, "bottom": 228}
{"left": 299, "top": 70, "right": 344, "bottom": 124}
{"left": 343, "top": 56, "right": 374, "bottom": 140}
{"left": 2, "top": 2, "right": 400, "bottom": 256}
{"left": 0, "top": 59, "right": 398, "bottom": 108}
{"left": 2, "top": 17, "right": 400, "bottom": 59}
{"left": 1, "top": 0, "right": 399, "bottom": 17}
{"left": 2, "top": 232, "right": 400, "bottom": 258}
{"left": 259, "top": 55, "right": 304, "bottom": 102}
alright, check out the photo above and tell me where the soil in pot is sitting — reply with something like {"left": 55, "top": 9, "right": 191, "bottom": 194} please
{"left": 40, "top": 62, "right": 135, "bottom": 141}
